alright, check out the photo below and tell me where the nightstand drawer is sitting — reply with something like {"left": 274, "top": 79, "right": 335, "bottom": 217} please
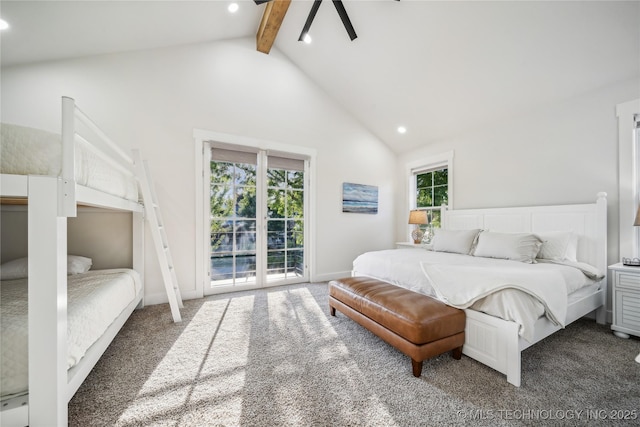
{"left": 615, "top": 272, "right": 640, "bottom": 291}
{"left": 615, "top": 291, "right": 640, "bottom": 330}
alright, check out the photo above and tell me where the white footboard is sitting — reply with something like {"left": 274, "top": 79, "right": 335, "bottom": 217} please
{"left": 462, "top": 309, "right": 522, "bottom": 387}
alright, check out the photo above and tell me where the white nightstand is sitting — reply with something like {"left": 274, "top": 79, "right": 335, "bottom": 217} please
{"left": 396, "top": 242, "right": 421, "bottom": 249}
{"left": 608, "top": 263, "right": 640, "bottom": 339}
{"left": 395, "top": 242, "right": 432, "bottom": 250}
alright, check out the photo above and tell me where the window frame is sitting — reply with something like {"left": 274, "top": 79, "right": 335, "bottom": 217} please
{"left": 193, "top": 128, "right": 316, "bottom": 298}
{"left": 406, "top": 151, "right": 454, "bottom": 238}
{"left": 617, "top": 99, "right": 640, "bottom": 258}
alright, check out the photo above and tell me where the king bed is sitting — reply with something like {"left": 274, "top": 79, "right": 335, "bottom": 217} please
{"left": 352, "top": 194, "right": 607, "bottom": 386}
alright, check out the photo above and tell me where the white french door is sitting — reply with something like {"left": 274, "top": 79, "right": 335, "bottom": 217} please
{"left": 203, "top": 144, "right": 309, "bottom": 295}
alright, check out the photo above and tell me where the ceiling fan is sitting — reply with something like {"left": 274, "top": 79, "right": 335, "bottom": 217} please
{"left": 254, "top": 0, "right": 358, "bottom": 54}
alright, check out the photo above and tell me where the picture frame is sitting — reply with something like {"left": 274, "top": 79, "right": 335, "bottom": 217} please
{"left": 342, "top": 182, "right": 378, "bottom": 214}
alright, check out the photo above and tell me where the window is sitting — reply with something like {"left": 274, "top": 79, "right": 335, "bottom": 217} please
{"left": 616, "top": 99, "right": 640, "bottom": 258}
{"left": 415, "top": 167, "right": 448, "bottom": 228}
{"left": 407, "top": 151, "right": 453, "bottom": 238}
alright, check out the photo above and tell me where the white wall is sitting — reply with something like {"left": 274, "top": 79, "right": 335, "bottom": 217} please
{"left": 0, "top": 207, "right": 132, "bottom": 270}
{"left": 396, "top": 77, "right": 640, "bottom": 314}
{"left": 1, "top": 37, "right": 397, "bottom": 303}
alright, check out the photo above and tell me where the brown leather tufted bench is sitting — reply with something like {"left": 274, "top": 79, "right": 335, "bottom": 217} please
{"left": 329, "top": 276, "right": 465, "bottom": 377}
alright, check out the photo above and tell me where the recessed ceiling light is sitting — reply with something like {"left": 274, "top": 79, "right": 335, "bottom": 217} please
{"left": 228, "top": 3, "right": 239, "bottom": 13}
{"left": 397, "top": 126, "right": 407, "bottom": 134}
{"left": 0, "top": 19, "right": 9, "bottom": 31}
{"left": 303, "top": 33, "right": 312, "bottom": 44}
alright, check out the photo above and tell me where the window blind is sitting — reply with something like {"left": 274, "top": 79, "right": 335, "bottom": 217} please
{"left": 268, "top": 156, "right": 304, "bottom": 171}
{"left": 211, "top": 148, "right": 257, "bottom": 165}
{"left": 211, "top": 149, "right": 305, "bottom": 171}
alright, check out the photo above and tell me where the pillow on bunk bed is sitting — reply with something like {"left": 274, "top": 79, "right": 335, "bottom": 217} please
{"left": 431, "top": 229, "right": 481, "bottom": 254}
{"left": 68, "top": 255, "right": 93, "bottom": 275}
{"left": 535, "top": 231, "right": 578, "bottom": 262}
{"left": 472, "top": 231, "right": 542, "bottom": 263}
{"left": 0, "top": 255, "right": 92, "bottom": 280}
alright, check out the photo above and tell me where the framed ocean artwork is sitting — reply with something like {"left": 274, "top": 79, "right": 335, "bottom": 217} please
{"left": 342, "top": 182, "right": 378, "bottom": 214}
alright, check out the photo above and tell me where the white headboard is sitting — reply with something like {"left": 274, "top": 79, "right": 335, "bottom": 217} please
{"left": 442, "top": 193, "right": 608, "bottom": 272}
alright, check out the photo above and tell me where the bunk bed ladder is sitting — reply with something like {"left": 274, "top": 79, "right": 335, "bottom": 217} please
{"left": 133, "top": 150, "right": 184, "bottom": 323}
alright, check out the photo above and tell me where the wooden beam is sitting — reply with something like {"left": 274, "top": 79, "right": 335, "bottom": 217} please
{"left": 256, "top": 0, "right": 291, "bottom": 54}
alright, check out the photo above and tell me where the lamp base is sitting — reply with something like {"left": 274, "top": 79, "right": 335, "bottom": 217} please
{"left": 411, "top": 228, "right": 424, "bottom": 244}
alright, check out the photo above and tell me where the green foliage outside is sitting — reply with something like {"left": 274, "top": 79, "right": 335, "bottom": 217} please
{"left": 416, "top": 167, "right": 448, "bottom": 229}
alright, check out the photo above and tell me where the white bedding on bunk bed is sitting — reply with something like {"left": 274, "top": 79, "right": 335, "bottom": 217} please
{"left": 0, "top": 268, "right": 141, "bottom": 400}
{"left": 352, "top": 249, "right": 600, "bottom": 342}
{"left": 0, "top": 123, "right": 138, "bottom": 201}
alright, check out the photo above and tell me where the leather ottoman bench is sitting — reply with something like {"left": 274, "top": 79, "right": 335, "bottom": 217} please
{"left": 329, "top": 276, "right": 465, "bottom": 377}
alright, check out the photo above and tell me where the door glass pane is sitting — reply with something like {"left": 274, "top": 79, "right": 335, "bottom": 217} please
{"left": 287, "top": 250, "right": 304, "bottom": 277}
{"left": 267, "top": 250, "right": 285, "bottom": 275}
{"left": 267, "top": 220, "right": 285, "bottom": 250}
{"left": 287, "top": 190, "right": 304, "bottom": 218}
{"left": 268, "top": 169, "right": 286, "bottom": 188}
{"left": 235, "top": 163, "right": 256, "bottom": 186}
{"left": 267, "top": 189, "right": 285, "bottom": 218}
{"left": 210, "top": 160, "right": 257, "bottom": 287}
{"left": 288, "top": 171, "right": 304, "bottom": 189}
{"left": 266, "top": 163, "right": 305, "bottom": 283}
{"left": 287, "top": 220, "right": 304, "bottom": 249}
{"left": 211, "top": 220, "right": 233, "bottom": 253}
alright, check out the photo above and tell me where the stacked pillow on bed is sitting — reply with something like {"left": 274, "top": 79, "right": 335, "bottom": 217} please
{"left": 429, "top": 228, "right": 578, "bottom": 264}
{"left": 0, "top": 255, "right": 92, "bottom": 280}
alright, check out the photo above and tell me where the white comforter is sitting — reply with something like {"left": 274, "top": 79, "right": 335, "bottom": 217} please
{"left": 1, "top": 123, "right": 139, "bottom": 201}
{"left": 0, "top": 269, "right": 141, "bottom": 399}
{"left": 352, "top": 249, "right": 597, "bottom": 342}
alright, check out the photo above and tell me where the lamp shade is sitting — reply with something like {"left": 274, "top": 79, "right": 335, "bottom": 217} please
{"left": 634, "top": 206, "right": 640, "bottom": 226}
{"left": 408, "top": 210, "right": 428, "bottom": 225}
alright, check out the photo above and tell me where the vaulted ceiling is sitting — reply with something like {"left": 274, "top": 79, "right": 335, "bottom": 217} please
{"left": 1, "top": 1, "right": 638, "bottom": 153}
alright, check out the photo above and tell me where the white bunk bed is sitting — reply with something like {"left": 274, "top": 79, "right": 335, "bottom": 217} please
{"left": 353, "top": 194, "right": 607, "bottom": 387}
{"left": 0, "top": 97, "right": 145, "bottom": 426}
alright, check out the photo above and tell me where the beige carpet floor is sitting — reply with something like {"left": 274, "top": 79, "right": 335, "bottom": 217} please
{"left": 69, "top": 282, "right": 640, "bottom": 426}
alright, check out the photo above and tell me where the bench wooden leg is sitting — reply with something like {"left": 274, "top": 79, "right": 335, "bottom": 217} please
{"left": 411, "top": 359, "right": 423, "bottom": 377}
{"left": 451, "top": 346, "right": 463, "bottom": 360}
{"left": 330, "top": 306, "right": 336, "bottom": 316}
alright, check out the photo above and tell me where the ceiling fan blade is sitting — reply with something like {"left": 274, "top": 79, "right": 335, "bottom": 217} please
{"left": 298, "top": 0, "right": 323, "bottom": 41}
{"left": 332, "top": 0, "right": 357, "bottom": 41}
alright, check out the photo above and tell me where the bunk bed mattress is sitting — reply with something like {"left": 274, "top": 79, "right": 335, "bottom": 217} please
{"left": 1, "top": 123, "right": 138, "bottom": 201}
{"left": 0, "top": 268, "right": 141, "bottom": 399}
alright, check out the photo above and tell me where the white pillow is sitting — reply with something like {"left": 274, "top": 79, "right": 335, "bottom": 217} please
{"left": 68, "top": 255, "right": 93, "bottom": 275}
{"left": 0, "top": 257, "right": 28, "bottom": 280}
{"left": 536, "top": 231, "right": 578, "bottom": 262}
{"left": 431, "top": 229, "right": 481, "bottom": 255}
{"left": 0, "top": 255, "right": 92, "bottom": 280}
{"left": 473, "top": 231, "right": 542, "bottom": 263}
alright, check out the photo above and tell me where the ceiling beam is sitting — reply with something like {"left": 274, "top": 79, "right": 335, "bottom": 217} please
{"left": 256, "top": 0, "right": 292, "bottom": 54}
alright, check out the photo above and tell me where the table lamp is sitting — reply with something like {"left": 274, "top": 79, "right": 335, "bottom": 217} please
{"left": 408, "top": 210, "right": 428, "bottom": 244}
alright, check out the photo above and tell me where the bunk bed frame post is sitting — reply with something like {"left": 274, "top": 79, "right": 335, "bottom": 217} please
{"left": 61, "top": 96, "right": 77, "bottom": 218}
{"left": 133, "top": 210, "right": 145, "bottom": 308}
{"left": 595, "top": 191, "right": 608, "bottom": 325}
{"left": 28, "top": 175, "right": 68, "bottom": 426}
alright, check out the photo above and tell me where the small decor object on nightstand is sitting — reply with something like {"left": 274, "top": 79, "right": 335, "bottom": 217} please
{"left": 423, "top": 224, "right": 434, "bottom": 244}
{"left": 622, "top": 257, "right": 640, "bottom": 266}
{"left": 408, "top": 210, "right": 427, "bottom": 244}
